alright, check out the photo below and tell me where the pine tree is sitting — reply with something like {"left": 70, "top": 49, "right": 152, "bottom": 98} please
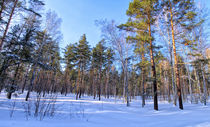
{"left": 75, "top": 34, "right": 91, "bottom": 99}
{"left": 121, "top": 0, "right": 160, "bottom": 110}
{"left": 92, "top": 39, "right": 108, "bottom": 100}
{"left": 0, "top": 0, "right": 44, "bottom": 51}
{"left": 0, "top": 0, "right": 18, "bottom": 51}
{"left": 161, "top": 0, "right": 199, "bottom": 109}
{"left": 0, "top": 0, "right": 5, "bottom": 19}
{"left": 104, "top": 48, "right": 114, "bottom": 98}
{"left": 1, "top": 13, "right": 40, "bottom": 98}
{"left": 64, "top": 44, "right": 77, "bottom": 95}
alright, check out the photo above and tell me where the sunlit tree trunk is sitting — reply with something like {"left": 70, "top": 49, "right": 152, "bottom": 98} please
{"left": 167, "top": 28, "right": 177, "bottom": 106}
{"left": 169, "top": 1, "right": 183, "bottom": 109}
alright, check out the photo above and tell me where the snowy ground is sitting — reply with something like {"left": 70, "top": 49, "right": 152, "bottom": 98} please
{"left": 0, "top": 92, "right": 210, "bottom": 127}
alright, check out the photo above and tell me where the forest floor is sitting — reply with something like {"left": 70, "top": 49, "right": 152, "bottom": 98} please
{"left": 0, "top": 92, "right": 210, "bottom": 127}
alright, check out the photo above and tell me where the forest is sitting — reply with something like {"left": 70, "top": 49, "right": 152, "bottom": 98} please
{"left": 0, "top": 0, "right": 209, "bottom": 126}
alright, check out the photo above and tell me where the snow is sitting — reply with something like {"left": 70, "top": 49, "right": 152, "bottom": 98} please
{"left": 0, "top": 92, "right": 210, "bottom": 127}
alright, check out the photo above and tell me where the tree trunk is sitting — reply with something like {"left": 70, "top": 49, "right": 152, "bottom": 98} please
{"left": 169, "top": 2, "right": 183, "bottom": 109}
{"left": 79, "top": 70, "right": 84, "bottom": 99}
{"left": 141, "top": 52, "right": 146, "bottom": 107}
{"left": 98, "top": 69, "right": 101, "bottom": 101}
{"left": 194, "top": 68, "right": 202, "bottom": 101}
{"left": 0, "top": 0, "right": 5, "bottom": 19}
{"left": 170, "top": 51, "right": 177, "bottom": 106}
{"left": 0, "top": 60, "right": 7, "bottom": 92}
{"left": 165, "top": 68, "right": 171, "bottom": 102}
{"left": 201, "top": 63, "right": 207, "bottom": 105}
{"left": 125, "top": 60, "right": 129, "bottom": 107}
{"left": 186, "top": 65, "right": 193, "bottom": 103}
{"left": 76, "top": 69, "right": 81, "bottom": 100}
{"left": 7, "top": 63, "right": 20, "bottom": 99}
{"left": 0, "top": 0, "right": 18, "bottom": 51}
{"left": 50, "top": 71, "right": 56, "bottom": 94}
{"left": 105, "top": 69, "right": 110, "bottom": 98}
{"left": 93, "top": 71, "right": 97, "bottom": 99}
{"left": 141, "top": 69, "right": 145, "bottom": 107}
{"left": 25, "top": 66, "right": 36, "bottom": 101}
{"left": 123, "top": 71, "right": 126, "bottom": 100}
{"left": 148, "top": 14, "right": 158, "bottom": 110}
{"left": 167, "top": 28, "right": 177, "bottom": 106}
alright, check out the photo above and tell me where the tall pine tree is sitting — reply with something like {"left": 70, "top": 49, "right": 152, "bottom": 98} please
{"left": 121, "top": 0, "right": 160, "bottom": 110}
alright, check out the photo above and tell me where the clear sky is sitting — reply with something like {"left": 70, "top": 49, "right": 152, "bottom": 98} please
{"left": 45, "top": 0, "right": 132, "bottom": 50}
{"left": 45, "top": 0, "right": 210, "bottom": 51}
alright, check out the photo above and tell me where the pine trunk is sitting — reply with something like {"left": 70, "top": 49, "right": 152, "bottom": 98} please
{"left": 141, "top": 70, "right": 145, "bottom": 107}
{"left": 93, "top": 71, "right": 97, "bottom": 99}
{"left": 98, "top": 69, "right": 101, "bottom": 101}
{"left": 148, "top": 15, "right": 158, "bottom": 110}
{"left": 0, "top": 0, "right": 18, "bottom": 50}
{"left": 76, "top": 69, "right": 81, "bottom": 100}
{"left": 167, "top": 27, "right": 177, "bottom": 106}
{"left": 141, "top": 54, "right": 146, "bottom": 107}
{"left": 0, "top": 0, "right": 5, "bottom": 19}
{"left": 105, "top": 69, "right": 110, "bottom": 98}
{"left": 169, "top": 4, "right": 183, "bottom": 109}
{"left": 7, "top": 63, "right": 20, "bottom": 99}
{"left": 25, "top": 66, "right": 36, "bottom": 101}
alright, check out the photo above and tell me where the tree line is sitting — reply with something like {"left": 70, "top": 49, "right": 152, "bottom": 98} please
{"left": 0, "top": 0, "right": 209, "bottom": 111}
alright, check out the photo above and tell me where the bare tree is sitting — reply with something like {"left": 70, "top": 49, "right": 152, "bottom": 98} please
{"left": 156, "top": 10, "right": 177, "bottom": 105}
{"left": 97, "top": 20, "right": 131, "bottom": 106}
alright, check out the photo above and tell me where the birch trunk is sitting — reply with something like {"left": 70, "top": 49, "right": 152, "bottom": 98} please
{"left": 201, "top": 63, "right": 207, "bottom": 105}
{"left": 186, "top": 65, "right": 193, "bottom": 103}
{"left": 194, "top": 68, "right": 202, "bottom": 101}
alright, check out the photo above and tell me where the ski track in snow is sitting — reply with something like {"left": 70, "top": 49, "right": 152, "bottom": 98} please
{"left": 0, "top": 92, "right": 210, "bottom": 127}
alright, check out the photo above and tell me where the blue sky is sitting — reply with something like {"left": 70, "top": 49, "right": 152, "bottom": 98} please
{"left": 45, "top": 0, "right": 132, "bottom": 50}
{"left": 45, "top": 0, "right": 210, "bottom": 51}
